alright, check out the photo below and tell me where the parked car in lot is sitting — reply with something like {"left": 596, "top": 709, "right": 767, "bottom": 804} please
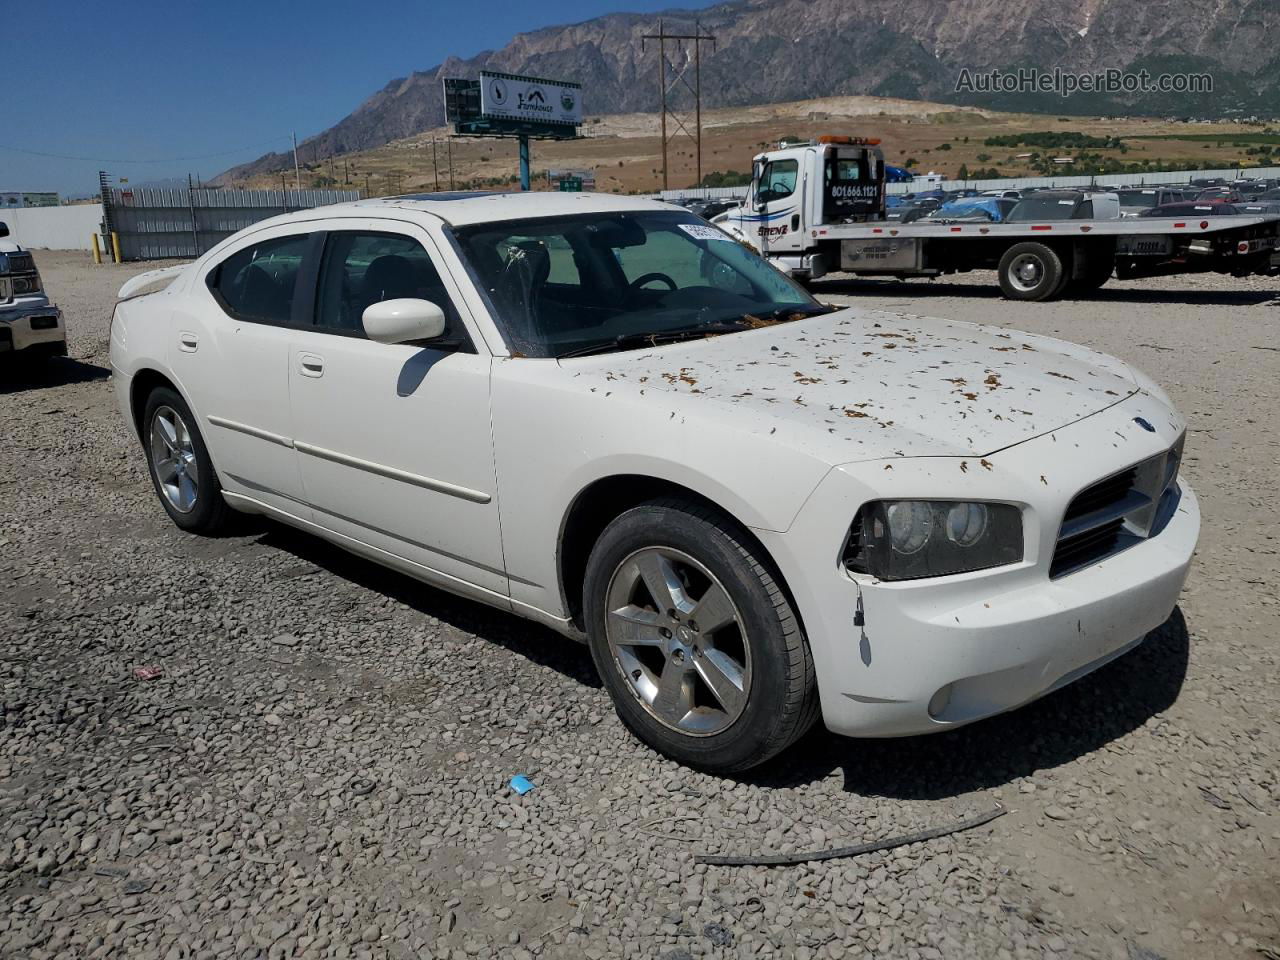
{"left": 919, "top": 197, "right": 1017, "bottom": 223}
{"left": 0, "top": 221, "right": 65, "bottom": 361}
{"left": 685, "top": 198, "right": 739, "bottom": 221}
{"left": 1006, "top": 191, "right": 1121, "bottom": 222}
{"left": 1195, "top": 188, "right": 1242, "bottom": 203}
{"left": 1140, "top": 201, "right": 1244, "bottom": 217}
{"left": 1008, "top": 190, "right": 1121, "bottom": 222}
{"left": 894, "top": 197, "right": 942, "bottom": 223}
{"left": 110, "top": 192, "right": 1199, "bottom": 771}
{"left": 1117, "top": 188, "right": 1188, "bottom": 217}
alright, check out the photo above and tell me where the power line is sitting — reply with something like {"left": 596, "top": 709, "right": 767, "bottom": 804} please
{"left": 0, "top": 136, "right": 293, "bottom": 165}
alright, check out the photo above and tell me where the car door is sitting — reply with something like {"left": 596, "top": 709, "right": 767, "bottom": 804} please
{"left": 287, "top": 219, "right": 508, "bottom": 601}
{"left": 171, "top": 226, "right": 314, "bottom": 518}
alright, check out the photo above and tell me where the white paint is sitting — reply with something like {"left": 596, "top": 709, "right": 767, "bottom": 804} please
{"left": 109, "top": 193, "right": 1200, "bottom": 747}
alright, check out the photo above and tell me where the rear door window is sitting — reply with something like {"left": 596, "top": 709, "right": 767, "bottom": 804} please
{"left": 208, "top": 234, "right": 310, "bottom": 324}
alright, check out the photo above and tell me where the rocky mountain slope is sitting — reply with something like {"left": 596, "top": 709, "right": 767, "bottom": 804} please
{"left": 219, "top": 0, "right": 1279, "bottom": 181}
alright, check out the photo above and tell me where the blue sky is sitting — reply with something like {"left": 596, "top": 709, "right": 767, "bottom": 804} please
{"left": 5, "top": 0, "right": 717, "bottom": 196}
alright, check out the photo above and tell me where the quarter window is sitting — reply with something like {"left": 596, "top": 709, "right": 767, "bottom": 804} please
{"left": 315, "top": 232, "right": 460, "bottom": 337}
{"left": 208, "top": 234, "right": 309, "bottom": 324}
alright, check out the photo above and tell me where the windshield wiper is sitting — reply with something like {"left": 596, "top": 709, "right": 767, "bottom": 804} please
{"left": 557, "top": 322, "right": 747, "bottom": 359}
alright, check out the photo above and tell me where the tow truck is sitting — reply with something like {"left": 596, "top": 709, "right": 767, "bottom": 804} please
{"left": 0, "top": 221, "right": 65, "bottom": 360}
{"left": 715, "top": 136, "right": 1280, "bottom": 300}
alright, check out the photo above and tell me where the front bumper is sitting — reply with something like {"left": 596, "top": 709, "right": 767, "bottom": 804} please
{"left": 0, "top": 299, "right": 66, "bottom": 356}
{"left": 758, "top": 391, "right": 1200, "bottom": 738}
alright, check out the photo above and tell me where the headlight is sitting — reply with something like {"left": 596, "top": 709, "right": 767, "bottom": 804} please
{"left": 844, "top": 500, "right": 1023, "bottom": 581}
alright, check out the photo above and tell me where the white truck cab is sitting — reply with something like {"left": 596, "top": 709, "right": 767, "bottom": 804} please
{"left": 717, "top": 136, "right": 885, "bottom": 277}
{"left": 0, "top": 221, "right": 65, "bottom": 360}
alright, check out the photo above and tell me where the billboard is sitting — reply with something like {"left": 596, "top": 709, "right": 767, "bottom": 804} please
{"left": 480, "top": 71, "right": 582, "bottom": 127}
{"left": 0, "top": 192, "right": 60, "bottom": 208}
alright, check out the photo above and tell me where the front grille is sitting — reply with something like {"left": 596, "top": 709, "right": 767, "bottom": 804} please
{"left": 1050, "top": 436, "right": 1184, "bottom": 579}
{"left": 1061, "top": 467, "right": 1136, "bottom": 524}
{"left": 1051, "top": 518, "right": 1128, "bottom": 578}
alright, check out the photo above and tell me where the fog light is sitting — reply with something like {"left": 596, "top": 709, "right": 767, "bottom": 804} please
{"left": 928, "top": 683, "right": 954, "bottom": 720}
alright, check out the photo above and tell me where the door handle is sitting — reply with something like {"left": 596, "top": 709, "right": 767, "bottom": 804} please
{"left": 178, "top": 332, "right": 199, "bottom": 353}
{"left": 298, "top": 353, "right": 325, "bottom": 378}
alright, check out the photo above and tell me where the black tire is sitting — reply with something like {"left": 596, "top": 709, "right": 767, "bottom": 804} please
{"left": 1064, "top": 250, "right": 1114, "bottom": 295}
{"left": 583, "top": 498, "right": 819, "bottom": 773}
{"left": 997, "top": 242, "right": 1066, "bottom": 301}
{"left": 141, "top": 386, "right": 231, "bottom": 534}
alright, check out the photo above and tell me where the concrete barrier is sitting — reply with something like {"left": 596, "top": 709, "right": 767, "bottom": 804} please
{"left": 0, "top": 205, "right": 104, "bottom": 251}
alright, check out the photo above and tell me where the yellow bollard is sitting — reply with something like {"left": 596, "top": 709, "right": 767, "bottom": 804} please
{"left": 91, "top": 233, "right": 102, "bottom": 265}
{"left": 110, "top": 232, "right": 122, "bottom": 264}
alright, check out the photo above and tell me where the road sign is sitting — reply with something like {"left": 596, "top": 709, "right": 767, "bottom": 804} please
{"left": 558, "top": 178, "right": 583, "bottom": 192}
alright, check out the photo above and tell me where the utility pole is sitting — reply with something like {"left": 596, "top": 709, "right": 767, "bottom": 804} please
{"left": 642, "top": 19, "right": 716, "bottom": 192}
{"left": 447, "top": 138, "right": 455, "bottom": 190}
{"left": 431, "top": 137, "right": 440, "bottom": 191}
{"left": 291, "top": 132, "right": 301, "bottom": 190}
{"left": 364, "top": 173, "right": 371, "bottom": 196}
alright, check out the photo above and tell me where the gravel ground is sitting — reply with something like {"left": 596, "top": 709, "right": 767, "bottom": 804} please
{"left": 1, "top": 252, "right": 1277, "bottom": 960}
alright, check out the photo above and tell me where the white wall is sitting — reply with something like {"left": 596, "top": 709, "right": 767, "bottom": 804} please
{"left": 0, "top": 204, "right": 103, "bottom": 251}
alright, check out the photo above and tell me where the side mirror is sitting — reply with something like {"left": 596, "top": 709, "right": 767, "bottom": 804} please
{"left": 0, "top": 222, "right": 8, "bottom": 238}
{"left": 362, "top": 298, "right": 447, "bottom": 345}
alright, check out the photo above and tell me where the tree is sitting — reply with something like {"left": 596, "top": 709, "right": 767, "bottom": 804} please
{"left": 957, "top": 163, "right": 970, "bottom": 179}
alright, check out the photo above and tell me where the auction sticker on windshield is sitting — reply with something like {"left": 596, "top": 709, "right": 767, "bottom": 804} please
{"left": 679, "top": 223, "right": 733, "bottom": 242}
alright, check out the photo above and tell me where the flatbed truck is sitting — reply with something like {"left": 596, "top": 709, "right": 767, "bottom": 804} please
{"left": 715, "top": 137, "right": 1280, "bottom": 300}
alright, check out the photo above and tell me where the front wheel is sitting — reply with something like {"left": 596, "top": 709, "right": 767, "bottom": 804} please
{"left": 583, "top": 499, "right": 819, "bottom": 772}
{"left": 142, "top": 386, "right": 230, "bottom": 534}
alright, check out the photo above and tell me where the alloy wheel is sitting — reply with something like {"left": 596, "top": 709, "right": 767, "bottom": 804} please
{"left": 149, "top": 405, "right": 199, "bottom": 513}
{"left": 604, "top": 547, "right": 752, "bottom": 736}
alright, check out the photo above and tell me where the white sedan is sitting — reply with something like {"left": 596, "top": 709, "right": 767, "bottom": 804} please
{"left": 110, "top": 192, "right": 1199, "bottom": 772}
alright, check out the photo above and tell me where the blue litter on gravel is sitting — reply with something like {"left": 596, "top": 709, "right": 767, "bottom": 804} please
{"left": 509, "top": 775, "right": 535, "bottom": 795}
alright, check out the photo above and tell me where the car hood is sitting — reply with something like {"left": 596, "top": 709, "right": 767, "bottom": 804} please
{"left": 558, "top": 307, "right": 1141, "bottom": 463}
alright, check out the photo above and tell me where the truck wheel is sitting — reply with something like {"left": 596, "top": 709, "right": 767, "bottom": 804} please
{"left": 1069, "top": 256, "right": 1114, "bottom": 294}
{"left": 583, "top": 499, "right": 819, "bottom": 773}
{"left": 997, "top": 242, "right": 1066, "bottom": 301}
{"left": 142, "top": 386, "right": 231, "bottom": 534}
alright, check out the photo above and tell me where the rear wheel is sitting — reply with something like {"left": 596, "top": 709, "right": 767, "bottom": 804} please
{"left": 142, "top": 387, "right": 230, "bottom": 534}
{"left": 584, "top": 499, "right": 819, "bottom": 772}
{"left": 997, "top": 242, "right": 1067, "bottom": 301}
{"left": 1064, "top": 249, "right": 1115, "bottom": 295}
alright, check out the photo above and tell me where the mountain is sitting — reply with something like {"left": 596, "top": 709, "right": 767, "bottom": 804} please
{"left": 217, "top": 0, "right": 1280, "bottom": 181}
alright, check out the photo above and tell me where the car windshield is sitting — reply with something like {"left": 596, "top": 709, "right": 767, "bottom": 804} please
{"left": 1007, "top": 194, "right": 1084, "bottom": 221}
{"left": 452, "top": 210, "right": 824, "bottom": 358}
{"left": 1118, "top": 191, "right": 1158, "bottom": 208}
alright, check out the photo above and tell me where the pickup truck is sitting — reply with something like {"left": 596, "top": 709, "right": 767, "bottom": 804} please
{"left": 0, "top": 222, "right": 65, "bottom": 360}
{"left": 715, "top": 139, "right": 1280, "bottom": 300}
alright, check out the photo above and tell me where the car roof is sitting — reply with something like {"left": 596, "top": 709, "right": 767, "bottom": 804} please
{"left": 330, "top": 191, "right": 676, "bottom": 227}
